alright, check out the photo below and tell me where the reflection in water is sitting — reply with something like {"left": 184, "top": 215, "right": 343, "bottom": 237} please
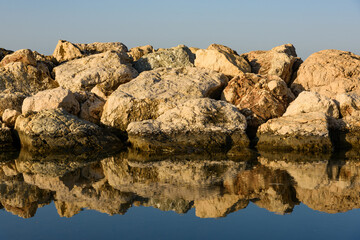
{"left": 1, "top": 149, "right": 360, "bottom": 219}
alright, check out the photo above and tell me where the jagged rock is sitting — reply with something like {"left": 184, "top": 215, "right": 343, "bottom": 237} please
{"left": 22, "top": 87, "right": 80, "bottom": 115}
{"left": 128, "top": 45, "right": 154, "bottom": 61}
{"left": 2, "top": 109, "right": 21, "bottom": 127}
{"left": 283, "top": 91, "right": 339, "bottom": 118}
{"left": 101, "top": 67, "right": 228, "bottom": 131}
{"left": 133, "top": 45, "right": 194, "bottom": 72}
{"left": 0, "top": 92, "right": 26, "bottom": 116}
{"left": 195, "top": 47, "right": 250, "bottom": 77}
{"left": 127, "top": 98, "right": 249, "bottom": 153}
{"left": 241, "top": 44, "right": 300, "bottom": 84}
{"left": 222, "top": 73, "right": 295, "bottom": 129}
{"left": 291, "top": 50, "right": 360, "bottom": 97}
{"left": 52, "top": 40, "right": 128, "bottom": 63}
{"left": 54, "top": 51, "right": 137, "bottom": 96}
{"left": 0, "top": 49, "right": 37, "bottom": 67}
{"left": 14, "top": 108, "right": 122, "bottom": 153}
{"left": 257, "top": 112, "right": 332, "bottom": 152}
{"left": 207, "top": 44, "right": 239, "bottom": 55}
{"left": 0, "top": 48, "right": 13, "bottom": 61}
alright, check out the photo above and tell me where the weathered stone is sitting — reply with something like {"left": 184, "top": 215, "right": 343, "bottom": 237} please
{"left": 241, "top": 44, "right": 299, "bottom": 84}
{"left": 127, "top": 98, "right": 249, "bottom": 153}
{"left": 222, "top": 73, "right": 295, "bottom": 129}
{"left": 2, "top": 109, "right": 21, "bottom": 127}
{"left": 207, "top": 43, "right": 239, "bottom": 55}
{"left": 101, "top": 67, "right": 228, "bottom": 131}
{"left": 257, "top": 112, "right": 332, "bottom": 152}
{"left": 195, "top": 48, "right": 250, "bottom": 77}
{"left": 15, "top": 108, "right": 121, "bottom": 153}
{"left": 54, "top": 51, "right": 137, "bottom": 96}
{"left": 133, "top": 45, "right": 195, "bottom": 72}
{"left": 128, "top": 45, "right": 154, "bottom": 61}
{"left": 52, "top": 40, "right": 128, "bottom": 63}
{"left": 291, "top": 50, "right": 360, "bottom": 97}
{"left": 0, "top": 49, "right": 37, "bottom": 67}
{"left": 335, "top": 93, "right": 360, "bottom": 117}
{"left": 0, "top": 48, "right": 13, "bottom": 61}
{"left": 22, "top": 87, "right": 80, "bottom": 115}
{"left": 0, "top": 92, "right": 26, "bottom": 116}
{"left": 283, "top": 91, "right": 339, "bottom": 118}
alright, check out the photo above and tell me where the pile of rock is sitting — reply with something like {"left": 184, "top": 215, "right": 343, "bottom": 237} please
{"left": 1, "top": 40, "right": 359, "bottom": 155}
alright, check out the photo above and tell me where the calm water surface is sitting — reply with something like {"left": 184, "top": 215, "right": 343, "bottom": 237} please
{"left": 0, "top": 150, "right": 360, "bottom": 240}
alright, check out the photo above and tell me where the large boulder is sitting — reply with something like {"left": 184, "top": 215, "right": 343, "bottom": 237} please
{"left": 52, "top": 40, "right": 128, "bottom": 63}
{"left": 14, "top": 108, "right": 121, "bottom": 153}
{"left": 222, "top": 73, "right": 295, "bottom": 129}
{"left": 22, "top": 87, "right": 80, "bottom": 115}
{"left": 195, "top": 46, "right": 250, "bottom": 77}
{"left": 127, "top": 98, "right": 249, "bottom": 153}
{"left": 291, "top": 50, "right": 360, "bottom": 97}
{"left": 0, "top": 92, "right": 26, "bottom": 116}
{"left": 241, "top": 44, "right": 300, "bottom": 84}
{"left": 257, "top": 112, "right": 332, "bottom": 152}
{"left": 53, "top": 51, "right": 137, "bottom": 96}
{"left": 128, "top": 45, "right": 154, "bottom": 61}
{"left": 133, "top": 45, "right": 194, "bottom": 72}
{"left": 283, "top": 91, "right": 340, "bottom": 118}
{"left": 101, "top": 67, "right": 228, "bottom": 131}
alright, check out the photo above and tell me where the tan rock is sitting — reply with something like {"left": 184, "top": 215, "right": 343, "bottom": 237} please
{"left": 128, "top": 45, "right": 154, "bottom": 61}
{"left": 207, "top": 43, "right": 238, "bottom": 55}
{"left": 188, "top": 47, "right": 200, "bottom": 54}
{"left": 101, "top": 67, "right": 228, "bottom": 131}
{"left": 283, "top": 91, "right": 339, "bottom": 118}
{"left": 22, "top": 87, "right": 80, "bottom": 115}
{"left": 195, "top": 49, "right": 250, "bottom": 77}
{"left": 241, "top": 44, "right": 300, "bottom": 84}
{"left": 335, "top": 93, "right": 360, "bottom": 117}
{"left": 0, "top": 49, "right": 37, "bottom": 67}
{"left": 2, "top": 109, "right": 21, "bottom": 127}
{"left": 291, "top": 50, "right": 360, "bottom": 97}
{"left": 222, "top": 73, "right": 295, "bottom": 128}
{"left": 79, "top": 94, "right": 105, "bottom": 124}
{"left": 54, "top": 51, "right": 137, "bottom": 96}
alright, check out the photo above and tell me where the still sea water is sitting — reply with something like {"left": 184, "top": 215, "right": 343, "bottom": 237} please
{"left": 0, "top": 150, "right": 360, "bottom": 240}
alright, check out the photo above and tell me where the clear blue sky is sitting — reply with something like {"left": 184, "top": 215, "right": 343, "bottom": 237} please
{"left": 1, "top": 0, "right": 359, "bottom": 59}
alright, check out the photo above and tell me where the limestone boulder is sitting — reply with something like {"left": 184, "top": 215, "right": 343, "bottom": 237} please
{"left": 283, "top": 91, "right": 339, "bottom": 118}
{"left": 54, "top": 51, "right": 138, "bottom": 96}
{"left": 195, "top": 48, "right": 250, "bottom": 77}
{"left": 101, "top": 67, "right": 228, "bottom": 131}
{"left": 0, "top": 48, "right": 13, "bottom": 61}
{"left": 52, "top": 40, "right": 128, "bottom": 63}
{"left": 241, "top": 44, "right": 300, "bottom": 84}
{"left": 22, "top": 87, "right": 80, "bottom": 115}
{"left": 222, "top": 73, "right": 295, "bottom": 129}
{"left": 133, "top": 45, "right": 195, "bottom": 72}
{"left": 257, "top": 112, "right": 332, "bottom": 152}
{"left": 127, "top": 98, "right": 249, "bottom": 153}
{"left": 0, "top": 92, "right": 26, "bottom": 116}
{"left": 128, "top": 45, "right": 154, "bottom": 61}
{"left": 14, "top": 108, "right": 121, "bottom": 153}
{"left": 291, "top": 50, "right": 360, "bottom": 97}
{"left": 2, "top": 109, "right": 21, "bottom": 127}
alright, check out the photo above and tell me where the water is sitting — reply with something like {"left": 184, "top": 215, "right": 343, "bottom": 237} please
{"left": 0, "top": 149, "right": 360, "bottom": 240}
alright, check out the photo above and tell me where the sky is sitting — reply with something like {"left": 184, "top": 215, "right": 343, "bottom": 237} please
{"left": 0, "top": 0, "right": 359, "bottom": 59}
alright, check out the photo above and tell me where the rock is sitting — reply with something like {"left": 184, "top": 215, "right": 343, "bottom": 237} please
{"left": 335, "top": 93, "right": 360, "bottom": 117}
{"left": 0, "top": 49, "right": 37, "bottom": 67}
{"left": 54, "top": 51, "right": 138, "bottom": 96}
{"left": 52, "top": 40, "right": 128, "bottom": 63}
{"left": 241, "top": 44, "right": 300, "bottom": 84}
{"left": 0, "top": 124, "right": 16, "bottom": 150}
{"left": 79, "top": 93, "right": 105, "bottom": 124}
{"left": 195, "top": 48, "right": 250, "bottom": 77}
{"left": 2, "top": 109, "right": 21, "bottom": 127}
{"left": 222, "top": 73, "right": 295, "bottom": 129}
{"left": 291, "top": 50, "right": 360, "bottom": 97}
{"left": 188, "top": 47, "right": 200, "bottom": 54}
{"left": 22, "top": 87, "right": 80, "bottom": 115}
{"left": 283, "top": 91, "right": 340, "bottom": 118}
{"left": 133, "top": 45, "right": 195, "bottom": 72}
{"left": 0, "top": 48, "right": 13, "bottom": 61}
{"left": 14, "top": 108, "right": 122, "bottom": 153}
{"left": 101, "top": 67, "right": 228, "bottom": 131}
{"left": 207, "top": 43, "right": 239, "bottom": 55}
{"left": 127, "top": 98, "right": 249, "bottom": 153}
{"left": 0, "top": 92, "right": 26, "bottom": 116}
{"left": 257, "top": 112, "right": 332, "bottom": 152}
{"left": 128, "top": 45, "right": 154, "bottom": 61}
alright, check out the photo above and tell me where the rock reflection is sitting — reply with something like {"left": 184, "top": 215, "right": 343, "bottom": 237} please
{"left": 1, "top": 150, "right": 360, "bottom": 218}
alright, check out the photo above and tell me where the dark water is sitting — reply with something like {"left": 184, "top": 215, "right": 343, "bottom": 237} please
{"left": 0, "top": 149, "right": 360, "bottom": 240}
